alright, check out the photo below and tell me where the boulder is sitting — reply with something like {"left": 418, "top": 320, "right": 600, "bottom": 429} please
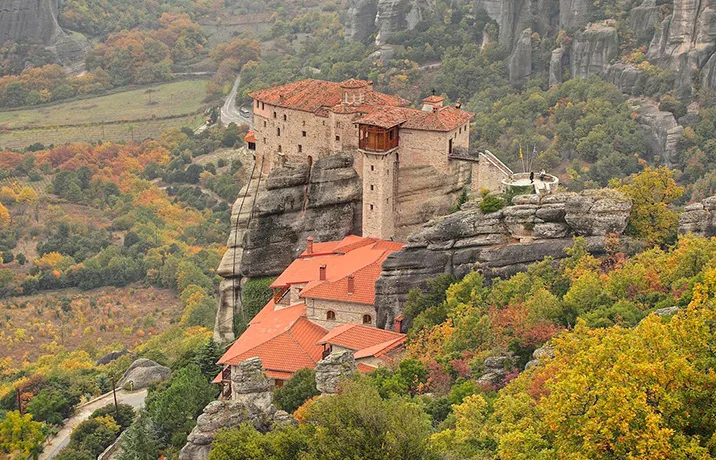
{"left": 96, "top": 350, "right": 129, "bottom": 366}
{"left": 653, "top": 306, "right": 680, "bottom": 316}
{"left": 679, "top": 195, "right": 716, "bottom": 236}
{"left": 476, "top": 355, "right": 514, "bottom": 386}
{"left": 524, "top": 344, "right": 555, "bottom": 369}
{"left": 117, "top": 359, "right": 171, "bottom": 390}
{"left": 315, "top": 351, "right": 357, "bottom": 394}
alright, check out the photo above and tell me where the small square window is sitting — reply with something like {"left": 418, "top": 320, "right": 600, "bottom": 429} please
{"left": 283, "top": 114, "right": 287, "bottom": 121}
{"left": 298, "top": 145, "right": 302, "bottom": 153}
{"left": 256, "top": 100, "right": 259, "bottom": 108}
{"left": 277, "top": 127, "right": 281, "bottom": 136}
{"left": 263, "top": 121, "right": 267, "bottom": 127}
{"left": 370, "top": 165, "right": 374, "bottom": 171}
{"left": 302, "top": 131, "right": 307, "bottom": 137}
{"left": 370, "top": 204, "right": 374, "bottom": 210}
{"left": 263, "top": 137, "right": 266, "bottom": 143}
{"left": 335, "top": 135, "right": 340, "bottom": 141}
{"left": 370, "top": 184, "right": 374, "bottom": 191}
{"left": 273, "top": 111, "right": 277, "bottom": 118}
{"left": 302, "top": 120, "right": 306, "bottom": 126}
{"left": 261, "top": 102, "right": 265, "bottom": 109}
{"left": 278, "top": 145, "right": 282, "bottom": 152}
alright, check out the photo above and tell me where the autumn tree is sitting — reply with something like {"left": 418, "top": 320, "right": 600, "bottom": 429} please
{"left": 621, "top": 167, "right": 684, "bottom": 247}
{"left": 0, "top": 411, "right": 45, "bottom": 457}
{"left": 0, "top": 202, "right": 10, "bottom": 228}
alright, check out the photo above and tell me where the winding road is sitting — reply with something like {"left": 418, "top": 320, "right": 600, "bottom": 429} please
{"left": 39, "top": 389, "right": 148, "bottom": 460}
{"left": 221, "top": 75, "right": 253, "bottom": 128}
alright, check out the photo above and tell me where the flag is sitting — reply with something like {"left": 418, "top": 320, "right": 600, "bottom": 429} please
{"left": 519, "top": 144, "right": 523, "bottom": 159}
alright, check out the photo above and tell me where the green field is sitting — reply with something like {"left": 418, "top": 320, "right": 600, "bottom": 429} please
{"left": 0, "top": 114, "right": 204, "bottom": 150}
{"left": 0, "top": 79, "right": 207, "bottom": 129}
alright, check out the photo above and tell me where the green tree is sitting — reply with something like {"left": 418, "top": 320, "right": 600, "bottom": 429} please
{"left": 116, "top": 411, "right": 161, "bottom": 460}
{"left": 145, "top": 364, "right": 217, "bottom": 447}
{"left": 26, "top": 389, "right": 70, "bottom": 425}
{"left": 91, "top": 403, "right": 135, "bottom": 430}
{"left": 273, "top": 368, "right": 319, "bottom": 414}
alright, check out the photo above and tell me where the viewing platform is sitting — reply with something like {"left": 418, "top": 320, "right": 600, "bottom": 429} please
{"left": 503, "top": 172, "right": 559, "bottom": 195}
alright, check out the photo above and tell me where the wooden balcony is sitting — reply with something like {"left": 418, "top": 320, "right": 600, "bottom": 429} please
{"left": 358, "top": 125, "right": 399, "bottom": 153}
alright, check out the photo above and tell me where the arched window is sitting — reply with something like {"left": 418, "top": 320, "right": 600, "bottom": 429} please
{"left": 363, "top": 314, "right": 372, "bottom": 325}
{"left": 326, "top": 310, "right": 336, "bottom": 321}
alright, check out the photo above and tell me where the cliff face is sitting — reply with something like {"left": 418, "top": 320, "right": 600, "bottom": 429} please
{"left": 0, "top": 0, "right": 62, "bottom": 45}
{"left": 375, "top": 0, "right": 434, "bottom": 45}
{"left": 0, "top": 0, "right": 89, "bottom": 71}
{"left": 679, "top": 196, "right": 716, "bottom": 236}
{"left": 570, "top": 24, "right": 619, "bottom": 79}
{"left": 214, "top": 153, "right": 361, "bottom": 342}
{"left": 632, "top": 99, "right": 684, "bottom": 167}
{"left": 646, "top": 0, "right": 716, "bottom": 89}
{"left": 374, "top": 190, "right": 633, "bottom": 330}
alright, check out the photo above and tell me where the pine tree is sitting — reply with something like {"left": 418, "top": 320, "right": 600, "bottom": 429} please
{"left": 116, "top": 412, "right": 160, "bottom": 460}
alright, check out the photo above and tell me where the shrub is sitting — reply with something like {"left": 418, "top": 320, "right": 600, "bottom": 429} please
{"left": 91, "top": 403, "right": 135, "bottom": 430}
{"left": 479, "top": 194, "right": 505, "bottom": 214}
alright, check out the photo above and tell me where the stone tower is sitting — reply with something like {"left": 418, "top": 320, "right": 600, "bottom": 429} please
{"left": 362, "top": 149, "right": 398, "bottom": 239}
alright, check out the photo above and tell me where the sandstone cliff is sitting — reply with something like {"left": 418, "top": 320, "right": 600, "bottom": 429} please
{"left": 374, "top": 190, "right": 633, "bottom": 330}
{"left": 570, "top": 24, "right": 619, "bottom": 79}
{"left": 646, "top": 0, "right": 716, "bottom": 89}
{"left": 214, "top": 153, "right": 361, "bottom": 342}
{"left": 0, "top": 0, "right": 89, "bottom": 71}
{"left": 632, "top": 99, "right": 684, "bottom": 167}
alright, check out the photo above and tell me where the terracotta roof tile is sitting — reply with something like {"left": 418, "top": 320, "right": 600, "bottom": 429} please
{"left": 423, "top": 95, "right": 445, "bottom": 103}
{"left": 317, "top": 324, "right": 405, "bottom": 351}
{"left": 244, "top": 131, "right": 256, "bottom": 143}
{"left": 249, "top": 79, "right": 407, "bottom": 115}
{"left": 354, "top": 336, "right": 406, "bottom": 359}
{"left": 340, "top": 78, "right": 371, "bottom": 88}
{"left": 357, "top": 363, "right": 377, "bottom": 373}
{"left": 355, "top": 106, "right": 473, "bottom": 132}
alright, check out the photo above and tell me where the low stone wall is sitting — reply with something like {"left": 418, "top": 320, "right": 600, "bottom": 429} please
{"left": 375, "top": 190, "right": 633, "bottom": 330}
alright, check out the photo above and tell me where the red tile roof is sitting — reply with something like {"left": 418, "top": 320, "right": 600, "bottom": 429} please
{"left": 354, "top": 336, "right": 406, "bottom": 359}
{"left": 423, "top": 95, "right": 445, "bottom": 103}
{"left": 357, "top": 363, "right": 378, "bottom": 373}
{"left": 355, "top": 106, "right": 473, "bottom": 132}
{"left": 244, "top": 131, "right": 256, "bottom": 143}
{"left": 340, "top": 78, "right": 371, "bottom": 88}
{"left": 318, "top": 324, "right": 405, "bottom": 351}
{"left": 271, "top": 236, "right": 403, "bottom": 305}
{"left": 248, "top": 79, "right": 407, "bottom": 115}
{"left": 218, "top": 300, "right": 327, "bottom": 376}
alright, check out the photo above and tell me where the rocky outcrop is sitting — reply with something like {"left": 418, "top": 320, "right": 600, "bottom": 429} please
{"left": 345, "top": 0, "right": 378, "bottom": 42}
{"left": 179, "top": 358, "right": 295, "bottom": 460}
{"left": 633, "top": 99, "right": 684, "bottom": 166}
{"left": 604, "top": 63, "right": 646, "bottom": 94}
{"left": 215, "top": 153, "right": 361, "bottom": 342}
{"left": 0, "top": 0, "right": 89, "bottom": 71}
{"left": 374, "top": 190, "right": 633, "bottom": 329}
{"left": 629, "top": 0, "right": 662, "bottom": 42}
{"left": 549, "top": 47, "right": 567, "bottom": 86}
{"left": 315, "top": 351, "right": 357, "bottom": 394}
{"left": 679, "top": 196, "right": 716, "bottom": 236}
{"left": 374, "top": 0, "right": 434, "bottom": 45}
{"left": 475, "top": 0, "right": 533, "bottom": 48}
{"left": 96, "top": 349, "right": 129, "bottom": 366}
{"left": 571, "top": 24, "right": 619, "bottom": 79}
{"left": 525, "top": 344, "right": 555, "bottom": 369}
{"left": 476, "top": 355, "right": 515, "bottom": 386}
{"left": 560, "top": 0, "right": 592, "bottom": 30}
{"left": 509, "top": 28, "right": 533, "bottom": 84}
{"left": 117, "top": 359, "right": 171, "bottom": 390}
{"left": 646, "top": 0, "right": 716, "bottom": 90}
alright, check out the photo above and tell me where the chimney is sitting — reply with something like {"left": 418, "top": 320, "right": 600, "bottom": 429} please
{"left": 319, "top": 264, "right": 327, "bottom": 281}
{"left": 306, "top": 236, "right": 314, "bottom": 255}
{"left": 347, "top": 274, "right": 355, "bottom": 294}
{"left": 394, "top": 315, "right": 403, "bottom": 333}
{"left": 455, "top": 103, "right": 462, "bottom": 109}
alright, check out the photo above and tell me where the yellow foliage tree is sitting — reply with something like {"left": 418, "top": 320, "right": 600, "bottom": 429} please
{"left": 17, "top": 186, "right": 39, "bottom": 204}
{"left": 0, "top": 202, "right": 10, "bottom": 228}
